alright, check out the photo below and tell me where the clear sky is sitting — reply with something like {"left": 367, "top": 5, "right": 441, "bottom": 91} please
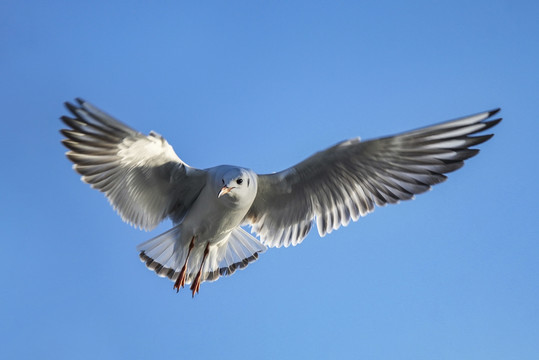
{"left": 1, "top": 1, "right": 538, "bottom": 359}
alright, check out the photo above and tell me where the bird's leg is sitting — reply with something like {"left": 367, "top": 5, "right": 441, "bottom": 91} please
{"left": 190, "top": 242, "right": 210, "bottom": 297}
{"left": 174, "top": 236, "right": 195, "bottom": 292}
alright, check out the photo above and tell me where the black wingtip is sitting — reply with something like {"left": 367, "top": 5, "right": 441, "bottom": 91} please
{"left": 487, "top": 117, "right": 502, "bottom": 127}
{"left": 488, "top": 108, "right": 501, "bottom": 117}
{"left": 470, "top": 133, "right": 495, "bottom": 147}
{"left": 64, "top": 98, "right": 87, "bottom": 113}
{"left": 64, "top": 101, "right": 79, "bottom": 115}
{"left": 60, "top": 115, "right": 80, "bottom": 128}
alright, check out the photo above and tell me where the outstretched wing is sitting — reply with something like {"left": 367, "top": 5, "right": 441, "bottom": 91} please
{"left": 246, "top": 109, "right": 501, "bottom": 248}
{"left": 61, "top": 98, "right": 207, "bottom": 230}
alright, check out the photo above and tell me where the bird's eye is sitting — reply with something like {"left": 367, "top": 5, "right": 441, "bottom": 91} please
{"left": 236, "top": 178, "right": 243, "bottom": 185}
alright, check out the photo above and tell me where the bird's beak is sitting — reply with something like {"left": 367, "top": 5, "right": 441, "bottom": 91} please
{"left": 218, "top": 186, "right": 233, "bottom": 198}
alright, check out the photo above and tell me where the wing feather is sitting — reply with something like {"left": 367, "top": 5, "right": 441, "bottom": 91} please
{"left": 247, "top": 109, "right": 501, "bottom": 247}
{"left": 61, "top": 99, "right": 207, "bottom": 230}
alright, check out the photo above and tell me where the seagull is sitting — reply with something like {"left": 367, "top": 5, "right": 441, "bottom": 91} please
{"left": 60, "top": 99, "right": 501, "bottom": 296}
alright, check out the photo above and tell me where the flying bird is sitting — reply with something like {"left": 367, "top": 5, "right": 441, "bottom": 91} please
{"left": 60, "top": 99, "right": 501, "bottom": 296}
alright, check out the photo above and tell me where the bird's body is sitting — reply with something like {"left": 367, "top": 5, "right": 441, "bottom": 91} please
{"left": 61, "top": 99, "right": 501, "bottom": 296}
{"left": 138, "top": 166, "right": 262, "bottom": 294}
{"left": 178, "top": 166, "right": 257, "bottom": 244}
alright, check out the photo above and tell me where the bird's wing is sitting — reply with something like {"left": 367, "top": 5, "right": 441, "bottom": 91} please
{"left": 246, "top": 109, "right": 501, "bottom": 248}
{"left": 61, "top": 99, "right": 207, "bottom": 230}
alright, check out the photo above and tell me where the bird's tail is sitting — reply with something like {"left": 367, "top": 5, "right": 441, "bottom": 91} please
{"left": 136, "top": 225, "right": 266, "bottom": 286}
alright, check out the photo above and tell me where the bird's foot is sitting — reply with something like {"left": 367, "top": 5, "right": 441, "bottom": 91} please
{"left": 174, "top": 265, "right": 188, "bottom": 292}
{"left": 173, "top": 236, "right": 196, "bottom": 293}
{"left": 190, "top": 272, "right": 202, "bottom": 297}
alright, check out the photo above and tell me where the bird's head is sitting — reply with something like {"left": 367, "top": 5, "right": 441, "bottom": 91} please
{"left": 217, "top": 167, "right": 257, "bottom": 205}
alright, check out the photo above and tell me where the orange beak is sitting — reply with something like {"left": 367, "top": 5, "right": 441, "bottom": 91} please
{"left": 218, "top": 186, "right": 233, "bottom": 198}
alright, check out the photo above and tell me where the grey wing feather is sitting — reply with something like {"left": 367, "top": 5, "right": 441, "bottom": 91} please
{"left": 246, "top": 109, "right": 501, "bottom": 248}
{"left": 61, "top": 98, "right": 207, "bottom": 230}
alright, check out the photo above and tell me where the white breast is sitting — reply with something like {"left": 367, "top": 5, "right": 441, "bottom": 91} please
{"left": 180, "top": 178, "right": 255, "bottom": 245}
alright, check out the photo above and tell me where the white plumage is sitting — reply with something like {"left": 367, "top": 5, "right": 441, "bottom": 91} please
{"left": 61, "top": 99, "right": 501, "bottom": 296}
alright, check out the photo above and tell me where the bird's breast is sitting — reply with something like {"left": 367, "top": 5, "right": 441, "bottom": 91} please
{"left": 180, "top": 186, "right": 251, "bottom": 244}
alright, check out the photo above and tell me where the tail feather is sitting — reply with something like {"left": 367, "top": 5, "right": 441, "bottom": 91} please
{"left": 137, "top": 225, "right": 186, "bottom": 278}
{"left": 137, "top": 226, "right": 266, "bottom": 287}
{"left": 218, "top": 227, "right": 266, "bottom": 278}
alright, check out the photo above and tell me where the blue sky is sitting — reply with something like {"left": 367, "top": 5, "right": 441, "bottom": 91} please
{"left": 1, "top": 1, "right": 538, "bottom": 359}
